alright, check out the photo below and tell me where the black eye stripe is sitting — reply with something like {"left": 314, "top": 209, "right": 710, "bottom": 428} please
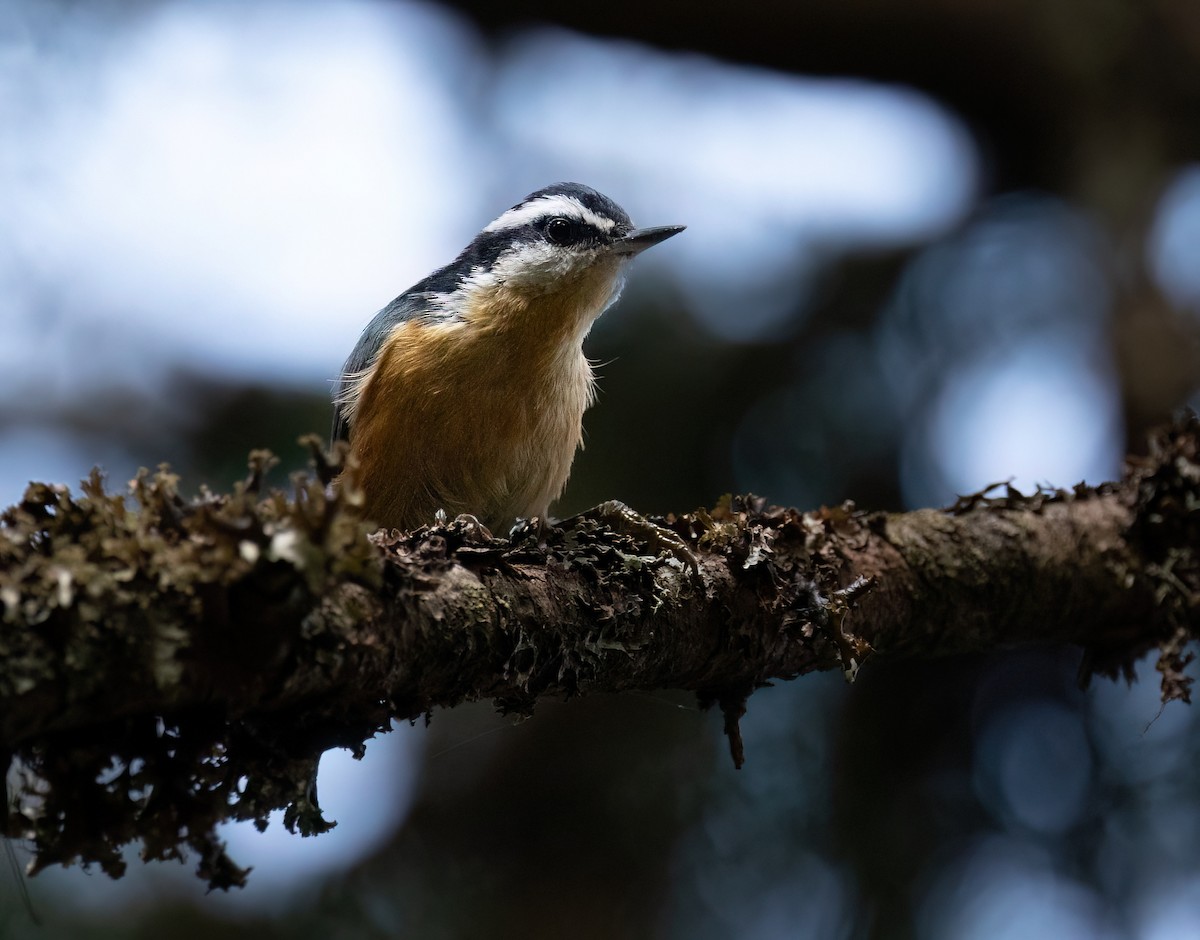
{"left": 541, "top": 216, "right": 605, "bottom": 246}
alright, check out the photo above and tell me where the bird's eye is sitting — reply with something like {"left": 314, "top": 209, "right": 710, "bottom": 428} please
{"left": 545, "top": 217, "right": 574, "bottom": 246}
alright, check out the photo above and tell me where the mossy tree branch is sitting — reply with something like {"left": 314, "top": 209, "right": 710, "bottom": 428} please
{"left": 2, "top": 418, "right": 1198, "bottom": 889}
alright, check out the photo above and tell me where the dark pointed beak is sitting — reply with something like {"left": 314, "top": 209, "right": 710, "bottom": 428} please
{"left": 614, "top": 224, "right": 686, "bottom": 256}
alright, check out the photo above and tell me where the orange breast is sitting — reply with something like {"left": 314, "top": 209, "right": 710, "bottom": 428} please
{"left": 344, "top": 273, "right": 606, "bottom": 531}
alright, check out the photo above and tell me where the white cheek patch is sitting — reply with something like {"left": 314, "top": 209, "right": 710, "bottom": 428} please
{"left": 483, "top": 194, "right": 618, "bottom": 235}
{"left": 458, "top": 241, "right": 628, "bottom": 310}
{"left": 463, "top": 241, "right": 585, "bottom": 292}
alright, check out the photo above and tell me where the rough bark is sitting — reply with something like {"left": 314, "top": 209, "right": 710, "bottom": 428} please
{"left": 2, "top": 419, "right": 1198, "bottom": 889}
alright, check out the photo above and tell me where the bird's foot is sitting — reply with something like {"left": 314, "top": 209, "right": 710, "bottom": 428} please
{"left": 558, "top": 499, "right": 700, "bottom": 577}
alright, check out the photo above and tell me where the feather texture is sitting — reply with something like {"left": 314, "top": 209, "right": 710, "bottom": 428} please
{"left": 338, "top": 258, "right": 619, "bottom": 530}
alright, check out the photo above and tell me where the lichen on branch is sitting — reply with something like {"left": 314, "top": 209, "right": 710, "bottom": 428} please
{"left": 3, "top": 418, "right": 1199, "bottom": 889}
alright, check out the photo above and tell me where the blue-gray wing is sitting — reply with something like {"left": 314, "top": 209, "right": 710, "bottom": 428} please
{"left": 331, "top": 291, "right": 443, "bottom": 444}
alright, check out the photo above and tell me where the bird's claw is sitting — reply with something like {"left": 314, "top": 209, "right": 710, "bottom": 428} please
{"left": 566, "top": 499, "right": 700, "bottom": 577}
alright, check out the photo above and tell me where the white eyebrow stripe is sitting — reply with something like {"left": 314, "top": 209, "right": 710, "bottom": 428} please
{"left": 483, "top": 194, "right": 617, "bottom": 234}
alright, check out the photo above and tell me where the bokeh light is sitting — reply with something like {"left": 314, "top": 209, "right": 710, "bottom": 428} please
{"left": 921, "top": 339, "right": 1123, "bottom": 504}
{"left": 879, "top": 195, "right": 1122, "bottom": 507}
{"left": 1148, "top": 165, "right": 1200, "bottom": 314}
{"left": 918, "top": 835, "right": 1115, "bottom": 940}
{"left": 973, "top": 699, "right": 1092, "bottom": 835}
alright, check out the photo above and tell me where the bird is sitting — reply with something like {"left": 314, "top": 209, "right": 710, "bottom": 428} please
{"left": 332, "top": 182, "right": 685, "bottom": 533}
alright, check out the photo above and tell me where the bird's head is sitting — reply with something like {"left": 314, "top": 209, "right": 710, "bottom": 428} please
{"left": 448, "top": 182, "right": 684, "bottom": 335}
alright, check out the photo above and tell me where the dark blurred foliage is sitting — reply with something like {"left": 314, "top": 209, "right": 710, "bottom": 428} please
{"left": 7, "top": 1, "right": 1200, "bottom": 938}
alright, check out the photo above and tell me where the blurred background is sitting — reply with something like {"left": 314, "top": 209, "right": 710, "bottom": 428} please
{"left": 4, "top": 0, "right": 1200, "bottom": 936}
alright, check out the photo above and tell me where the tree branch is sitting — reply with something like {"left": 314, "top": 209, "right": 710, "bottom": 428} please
{"left": 2, "top": 418, "right": 1198, "bottom": 888}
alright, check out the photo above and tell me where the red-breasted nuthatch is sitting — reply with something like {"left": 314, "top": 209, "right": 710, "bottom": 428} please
{"left": 333, "top": 182, "right": 684, "bottom": 532}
